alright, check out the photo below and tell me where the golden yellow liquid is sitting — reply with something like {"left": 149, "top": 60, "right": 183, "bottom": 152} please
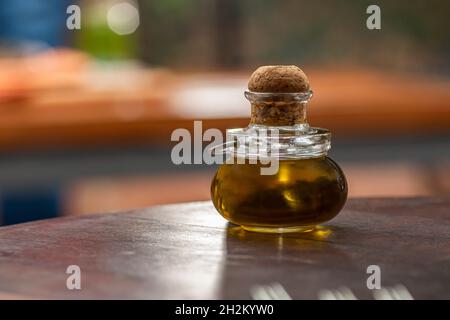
{"left": 211, "top": 157, "right": 347, "bottom": 233}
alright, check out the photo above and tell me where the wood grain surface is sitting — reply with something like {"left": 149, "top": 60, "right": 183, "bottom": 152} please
{"left": 0, "top": 197, "right": 449, "bottom": 299}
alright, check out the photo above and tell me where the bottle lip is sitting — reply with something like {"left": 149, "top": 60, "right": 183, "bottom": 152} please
{"left": 210, "top": 125, "right": 331, "bottom": 160}
{"left": 245, "top": 90, "right": 313, "bottom": 103}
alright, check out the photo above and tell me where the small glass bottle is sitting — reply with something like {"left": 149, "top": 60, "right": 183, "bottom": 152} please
{"left": 211, "top": 66, "right": 347, "bottom": 233}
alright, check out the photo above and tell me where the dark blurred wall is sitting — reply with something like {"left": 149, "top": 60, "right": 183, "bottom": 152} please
{"left": 137, "top": 0, "right": 450, "bottom": 75}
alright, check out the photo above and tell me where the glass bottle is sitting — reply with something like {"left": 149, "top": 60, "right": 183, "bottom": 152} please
{"left": 210, "top": 66, "right": 347, "bottom": 233}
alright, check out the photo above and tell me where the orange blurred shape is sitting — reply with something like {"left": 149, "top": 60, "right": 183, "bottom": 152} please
{"left": 0, "top": 48, "right": 89, "bottom": 102}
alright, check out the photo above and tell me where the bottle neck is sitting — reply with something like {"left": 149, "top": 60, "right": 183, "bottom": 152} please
{"left": 245, "top": 91, "right": 312, "bottom": 127}
{"left": 208, "top": 90, "right": 329, "bottom": 160}
{"left": 249, "top": 101, "right": 307, "bottom": 126}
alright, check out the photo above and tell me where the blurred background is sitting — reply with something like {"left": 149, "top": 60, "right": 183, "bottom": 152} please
{"left": 0, "top": 0, "right": 449, "bottom": 225}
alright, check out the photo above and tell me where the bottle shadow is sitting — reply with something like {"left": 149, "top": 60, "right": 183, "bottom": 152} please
{"left": 218, "top": 223, "right": 356, "bottom": 299}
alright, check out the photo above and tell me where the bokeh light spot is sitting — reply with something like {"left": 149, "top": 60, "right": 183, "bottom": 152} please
{"left": 107, "top": 2, "right": 140, "bottom": 35}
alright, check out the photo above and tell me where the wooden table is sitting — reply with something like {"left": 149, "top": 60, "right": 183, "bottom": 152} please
{"left": 0, "top": 197, "right": 449, "bottom": 299}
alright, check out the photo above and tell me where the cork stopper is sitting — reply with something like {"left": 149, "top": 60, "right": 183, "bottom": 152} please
{"left": 248, "top": 65, "right": 309, "bottom": 93}
{"left": 246, "top": 65, "right": 311, "bottom": 126}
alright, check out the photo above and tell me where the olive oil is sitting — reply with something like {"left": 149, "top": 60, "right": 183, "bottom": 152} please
{"left": 211, "top": 157, "right": 347, "bottom": 233}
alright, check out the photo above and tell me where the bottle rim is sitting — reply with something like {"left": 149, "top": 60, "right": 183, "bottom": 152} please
{"left": 210, "top": 125, "right": 331, "bottom": 160}
{"left": 244, "top": 90, "right": 313, "bottom": 103}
